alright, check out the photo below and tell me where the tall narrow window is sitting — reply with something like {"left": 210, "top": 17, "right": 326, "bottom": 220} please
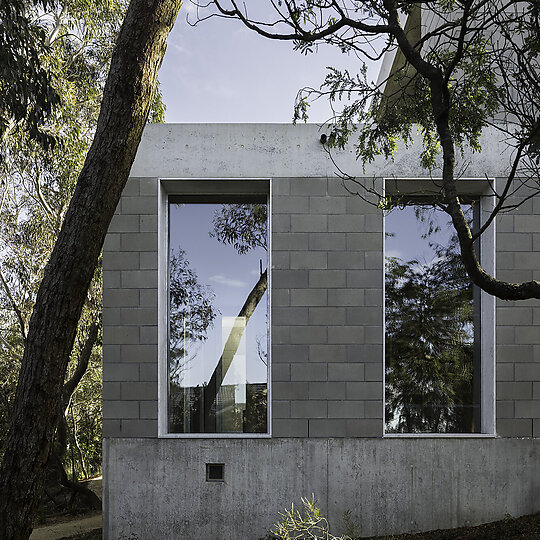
{"left": 385, "top": 201, "right": 481, "bottom": 434}
{"left": 168, "top": 196, "right": 269, "bottom": 434}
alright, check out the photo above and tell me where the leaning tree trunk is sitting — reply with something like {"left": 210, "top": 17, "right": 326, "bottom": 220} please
{"left": 0, "top": 1, "right": 182, "bottom": 538}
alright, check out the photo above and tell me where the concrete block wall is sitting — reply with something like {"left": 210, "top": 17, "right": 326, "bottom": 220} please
{"left": 102, "top": 176, "right": 159, "bottom": 438}
{"left": 496, "top": 190, "right": 540, "bottom": 437}
{"left": 271, "top": 177, "right": 383, "bottom": 437}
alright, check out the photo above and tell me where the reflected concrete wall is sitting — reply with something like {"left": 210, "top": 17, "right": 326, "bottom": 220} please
{"left": 104, "top": 437, "right": 540, "bottom": 539}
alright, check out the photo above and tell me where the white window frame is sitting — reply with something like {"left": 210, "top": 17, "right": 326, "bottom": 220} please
{"left": 157, "top": 178, "right": 272, "bottom": 438}
{"left": 382, "top": 178, "right": 496, "bottom": 437}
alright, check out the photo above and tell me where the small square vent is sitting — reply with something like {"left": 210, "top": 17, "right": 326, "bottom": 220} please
{"left": 206, "top": 463, "right": 224, "bottom": 482}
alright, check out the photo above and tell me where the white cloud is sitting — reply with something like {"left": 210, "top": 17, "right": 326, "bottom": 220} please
{"left": 209, "top": 275, "right": 247, "bottom": 288}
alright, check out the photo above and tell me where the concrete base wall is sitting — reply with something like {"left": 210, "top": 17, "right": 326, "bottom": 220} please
{"left": 103, "top": 437, "right": 540, "bottom": 539}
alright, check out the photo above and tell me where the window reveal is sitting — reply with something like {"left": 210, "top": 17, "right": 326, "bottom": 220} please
{"left": 167, "top": 197, "right": 269, "bottom": 434}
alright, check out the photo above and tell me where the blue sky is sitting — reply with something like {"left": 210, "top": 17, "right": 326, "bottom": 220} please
{"left": 159, "top": 4, "right": 382, "bottom": 123}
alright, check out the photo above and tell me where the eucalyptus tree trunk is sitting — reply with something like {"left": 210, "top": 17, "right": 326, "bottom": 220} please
{"left": 0, "top": 0, "right": 182, "bottom": 537}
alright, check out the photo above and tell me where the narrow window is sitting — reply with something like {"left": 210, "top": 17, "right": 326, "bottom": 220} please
{"left": 384, "top": 200, "right": 481, "bottom": 433}
{"left": 168, "top": 195, "right": 269, "bottom": 434}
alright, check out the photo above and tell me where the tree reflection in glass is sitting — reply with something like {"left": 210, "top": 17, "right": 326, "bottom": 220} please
{"left": 385, "top": 203, "right": 480, "bottom": 433}
{"left": 168, "top": 198, "right": 268, "bottom": 434}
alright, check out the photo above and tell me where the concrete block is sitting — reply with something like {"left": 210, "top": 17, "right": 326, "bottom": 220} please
{"left": 514, "top": 215, "right": 540, "bottom": 232}
{"left": 328, "top": 289, "right": 364, "bottom": 307}
{"left": 272, "top": 233, "right": 309, "bottom": 251}
{"left": 309, "top": 419, "right": 346, "bottom": 437}
{"left": 309, "top": 233, "right": 346, "bottom": 251}
{"left": 328, "top": 252, "right": 365, "bottom": 270}
{"left": 272, "top": 419, "right": 308, "bottom": 437}
{"left": 290, "top": 326, "right": 328, "bottom": 345}
{"left": 308, "top": 345, "right": 347, "bottom": 363}
{"left": 496, "top": 382, "right": 532, "bottom": 400}
{"left": 346, "top": 307, "right": 381, "bottom": 326}
{"left": 497, "top": 307, "right": 532, "bottom": 326}
{"left": 310, "top": 196, "right": 346, "bottom": 214}
{"left": 328, "top": 326, "right": 365, "bottom": 344}
{"left": 272, "top": 307, "right": 309, "bottom": 326}
{"left": 272, "top": 345, "right": 309, "bottom": 364}
{"left": 365, "top": 363, "right": 383, "bottom": 381}
{"left": 273, "top": 269, "right": 309, "bottom": 289}
{"left": 308, "top": 307, "right": 346, "bottom": 326}
{"left": 534, "top": 382, "right": 540, "bottom": 399}
{"left": 102, "top": 344, "right": 121, "bottom": 363}
{"left": 108, "top": 215, "right": 139, "bottom": 233}
{"left": 291, "top": 400, "right": 327, "bottom": 418}
{"left": 346, "top": 270, "right": 381, "bottom": 288}
{"left": 346, "top": 233, "right": 381, "bottom": 251}
{"left": 365, "top": 214, "right": 383, "bottom": 232}
{"left": 121, "top": 344, "right": 158, "bottom": 363}
{"left": 272, "top": 400, "right": 291, "bottom": 419}
{"left": 273, "top": 382, "right": 309, "bottom": 400}
{"left": 121, "top": 270, "right": 158, "bottom": 289}
{"left": 272, "top": 251, "right": 290, "bottom": 270}
{"left": 120, "top": 419, "right": 157, "bottom": 437}
{"left": 290, "top": 177, "right": 327, "bottom": 196}
{"left": 365, "top": 289, "right": 382, "bottom": 307}
{"left": 328, "top": 215, "right": 365, "bottom": 232}
{"left": 103, "top": 252, "right": 139, "bottom": 271}
{"left": 516, "top": 327, "right": 540, "bottom": 344}
{"left": 103, "top": 363, "right": 139, "bottom": 382}
{"left": 497, "top": 344, "right": 533, "bottom": 363}
{"left": 273, "top": 363, "right": 290, "bottom": 382}
{"left": 122, "top": 177, "right": 140, "bottom": 196}
{"left": 291, "top": 363, "right": 327, "bottom": 381}
{"left": 346, "top": 381, "right": 381, "bottom": 400}
{"left": 515, "top": 401, "right": 540, "bottom": 418}
{"left": 515, "top": 363, "right": 540, "bottom": 381}
{"left": 496, "top": 252, "right": 514, "bottom": 270}
{"left": 365, "top": 251, "right": 383, "bottom": 269}
{"left": 309, "top": 382, "right": 346, "bottom": 400}
{"left": 103, "top": 233, "right": 120, "bottom": 252}
{"left": 122, "top": 196, "right": 156, "bottom": 215}
{"left": 497, "top": 270, "right": 533, "bottom": 283}
{"left": 140, "top": 326, "right": 158, "bottom": 345}
{"left": 290, "top": 251, "right": 327, "bottom": 270}
{"left": 497, "top": 233, "right": 532, "bottom": 251}
{"left": 103, "top": 400, "right": 139, "bottom": 419}
{"left": 138, "top": 177, "right": 157, "bottom": 196}
{"left": 102, "top": 419, "right": 121, "bottom": 438}
{"left": 272, "top": 179, "right": 290, "bottom": 196}
{"left": 273, "top": 214, "right": 291, "bottom": 233}
{"left": 346, "top": 194, "right": 380, "bottom": 213}
{"left": 328, "top": 363, "right": 365, "bottom": 382}
{"left": 140, "top": 401, "right": 158, "bottom": 419}
{"left": 347, "top": 344, "right": 382, "bottom": 363}
{"left": 290, "top": 289, "right": 327, "bottom": 307}
{"left": 103, "top": 308, "right": 121, "bottom": 326}
{"left": 273, "top": 196, "right": 310, "bottom": 214}
{"left": 497, "top": 325, "right": 515, "bottom": 344}
{"left": 291, "top": 214, "right": 327, "bottom": 232}
{"left": 515, "top": 252, "right": 540, "bottom": 269}
{"left": 272, "top": 326, "right": 290, "bottom": 345}
{"left": 365, "top": 326, "right": 383, "bottom": 344}
{"left": 121, "top": 382, "right": 158, "bottom": 401}
{"left": 308, "top": 270, "right": 346, "bottom": 288}
{"left": 120, "top": 308, "right": 158, "bottom": 326}
{"left": 496, "top": 400, "right": 514, "bottom": 419}
{"left": 140, "top": 363, "right": 158, "bottom": 382}
{"left": 364, "top": 401, "right": 383, "bottom": 418}
{"left": 496, "top": 418, "right": 532, "bottom": 437}
{"left": 346, "top": 418, "right": 382, "bottom": 437}
{"left": 103, "top": 326, "right": 139, "bottom": 345}
{"left": 103, "top": 271, "right": 120, "bottom": 289}
{"left": 139, "top": 289, "right": 158, "bottom": 307}
{"left": 328, "top": 401, "right": 365, "bottom": 418}
{"left": 121, "top": 233, "right": 157, "bottom": 252}
{"left": 140, "top": 215, "right": 158, "bottom": 233}
{"left": 496, "top": 214, "right": 513, "bottom": 232}
{"left": 103, "top": 382, "right": 121, "bottom": 400}
{"left": 139, "top": 252, "right": 157, "bottom": 270}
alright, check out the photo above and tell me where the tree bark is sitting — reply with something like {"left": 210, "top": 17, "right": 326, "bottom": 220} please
{"left": 0, "top": 1, "right": 182, "bottom": 538}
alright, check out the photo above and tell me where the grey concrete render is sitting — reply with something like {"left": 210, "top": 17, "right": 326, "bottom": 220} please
{"left": 102, "top": 123, "right": 540, "bottom": 537}
{"left": 104, "top": 437, "right": 540, "bottom": 539}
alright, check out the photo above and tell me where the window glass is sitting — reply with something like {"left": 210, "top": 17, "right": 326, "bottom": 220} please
{"left": 168, "top": 198, "right": 268, "bottom": 434}
{"left": 385, "top": 202, "right": 480, "bottom": 433}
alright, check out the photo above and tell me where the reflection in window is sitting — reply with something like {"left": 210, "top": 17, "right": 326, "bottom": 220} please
{"left": 168, "top": 197, "right": 268, "bottom": 434}
{"left": 385, "top": 202, "right": 480, "bottom": 433}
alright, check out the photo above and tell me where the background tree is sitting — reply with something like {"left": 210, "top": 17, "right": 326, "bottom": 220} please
{"left": 0, "top": 0, "right": 183, "bottom": 537}
{"left": 197, "top": 0, "right": 540, "bottom": 300}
